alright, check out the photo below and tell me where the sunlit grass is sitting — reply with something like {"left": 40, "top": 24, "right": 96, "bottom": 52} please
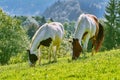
{"left": 0, "top": 49, "right": 120, "bottom": 80}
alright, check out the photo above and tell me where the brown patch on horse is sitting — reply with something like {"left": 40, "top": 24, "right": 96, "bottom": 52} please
{"left": 95, "top": 23, "right": 104, "bottom": 52}
{"left": 37, "top": 38, "right": 52, "bottom": 48}
{"left": 72, "top": 38, "right": 82, "bottom": 60}
{"left": 82, "top": 32, "right": 88, "bottom": 39}
{"left": 86, "top": 14, "right": 104, "bottom": 52}
{"left": 86, "top": 14, "right": 99, "bottom": 37}
{"left": 86, "top": 14, "right": 98, "bottom": 22}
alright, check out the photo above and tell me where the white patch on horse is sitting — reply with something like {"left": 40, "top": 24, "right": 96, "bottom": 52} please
{"left": 28, "top": 22, "right": 64, "bottom": 66}
{"left": 74, "top": 13, "right": 96, "bottom": 50}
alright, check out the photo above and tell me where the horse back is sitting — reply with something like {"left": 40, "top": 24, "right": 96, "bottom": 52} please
{"left": 86, "top": 14, "right": 99, "bottom": 37}
{"left": 38, "top": 22, "right": 64, "bottom": 47}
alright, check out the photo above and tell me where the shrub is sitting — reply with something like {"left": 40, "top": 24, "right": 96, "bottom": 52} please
{"left": 0, "top": 9, "right": 29, "bottom": 65}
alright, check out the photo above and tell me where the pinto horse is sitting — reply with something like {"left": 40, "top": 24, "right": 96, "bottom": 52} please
{"left": 72, "top": 13, "right": 104, "bottom": 60}
{"left": 27, "top": 22, "right": 64, "bottom": 66}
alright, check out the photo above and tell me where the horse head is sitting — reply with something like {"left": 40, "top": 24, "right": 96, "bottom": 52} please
{"left": 27, "top": 50, "right": 38, "bottom": 67}
{"left": 72, "top": 38, "right": 82, "bottom": 60}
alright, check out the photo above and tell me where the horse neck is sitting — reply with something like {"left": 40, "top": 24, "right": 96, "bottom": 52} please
{"left": 30, "top": 41, "right": 38, "bottom": 53}
{"left": 30, "top": 31, "right": 43, "bottom": 54}
{"left": 74, "top": 28, "right": 83, "bottom": 46}
{"left": 74, "top": 16, "right": 88, "bottom": 45}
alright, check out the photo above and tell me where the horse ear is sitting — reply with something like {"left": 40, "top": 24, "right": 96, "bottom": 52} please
{"left": 73, "top": 38, "right": 78, "bottom": 41}
{"left": 73, "top": 38, "right": 75, "bottom": 41}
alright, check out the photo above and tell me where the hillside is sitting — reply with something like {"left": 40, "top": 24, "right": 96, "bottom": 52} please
{"left": 43, "top": 0, "right": 108, "bottom": 22}
{"left": 0, "top": 0, "right": 108, "bottom": 20}
{"left": 43, "top": 0, "right": 82, "bottom": 22}
{"left": 0, "top": 0, "right": 57, "bottom": 15}
{"left": 0, "top": 49, "right": 120, "bottom": 80}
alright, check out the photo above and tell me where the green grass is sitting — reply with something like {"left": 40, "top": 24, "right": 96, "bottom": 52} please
{"left": 0, "top": 49, "right": 120, "bottom": 80}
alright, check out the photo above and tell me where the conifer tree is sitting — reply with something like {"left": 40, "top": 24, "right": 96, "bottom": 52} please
{"left": 115, "top": 0, "right": 120, "bottom": 46}
{"left": 104, "top": 0, "right": 119, "bottom": 49}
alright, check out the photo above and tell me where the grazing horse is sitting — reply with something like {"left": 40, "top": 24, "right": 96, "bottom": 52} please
{"left": 27, "top": 22, "right": 64, "bottom": 66}
{"left": 72, "top": 13, "right": 104, "bottom": 60}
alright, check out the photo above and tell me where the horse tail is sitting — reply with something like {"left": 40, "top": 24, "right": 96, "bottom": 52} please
{"left": 95, "top": 22, "right": 104, "bottom": 52}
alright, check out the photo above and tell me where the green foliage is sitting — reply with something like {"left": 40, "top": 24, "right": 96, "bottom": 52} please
{"left": 0, "top": 49, "right": 120, "bottom": 80}
{"left": 33, "top": 16, "right": 46, "bottom": 26}
{"left": 8, "top": 52, "right": 28, "bottom": 64}
{"left": 40, "top": 16, "right": 46, "bottom": 26}
{"left": 21, "top": 16, "right": 48, "bottom": 39}
{"left": 0, "top": 9, "right": 29, "bottom": 64}
{"left": 63, "top": 21, "right": 75, "bottom": 38}
{"left": 14, "top": 16, "right": 27, "bottom": 23}
{"left": 104, "top": 0, "right": 120, "bottom": 49}
{"left": 47, "top": 18, "right": 54, "bottom": 23}
{"left": 22, "top": 16, "right": 39, "bottom": 39}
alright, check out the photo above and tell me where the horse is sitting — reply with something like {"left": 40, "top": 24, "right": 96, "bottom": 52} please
{"left": 71, "top": 13, "right": 104, "bottom": 60}
{"left": 27, "top": 22, "right": 64, "bottom": 66}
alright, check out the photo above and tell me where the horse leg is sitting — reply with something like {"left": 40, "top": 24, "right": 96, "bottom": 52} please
{"left": 38, "top": 47, "right": 42, "bottom": 65}
{"left": 82, "top": 34, "right": 90, "bottom": 57}
{"left": 53, "top": 46, "right": 57, "bottom": 62}
{"left": 48, "top": 46, "right": 52, "bottom": 63}
{"left": 55, "top": 44, "right": 60, "bottom": 62}
{"left": 92, "top": 38, "right": 96, "bottom": 56}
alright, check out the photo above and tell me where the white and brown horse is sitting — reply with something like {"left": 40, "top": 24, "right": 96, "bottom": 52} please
{"left": 72, "top": 13, "right": 104, "bottom": 60}
{"left": 27, "top": 22, "right": 64, "bottom": 66}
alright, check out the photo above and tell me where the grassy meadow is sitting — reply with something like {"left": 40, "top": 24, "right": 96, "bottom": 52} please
{"left": 0, "top": 49, "right": 120, "bottom": 80}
